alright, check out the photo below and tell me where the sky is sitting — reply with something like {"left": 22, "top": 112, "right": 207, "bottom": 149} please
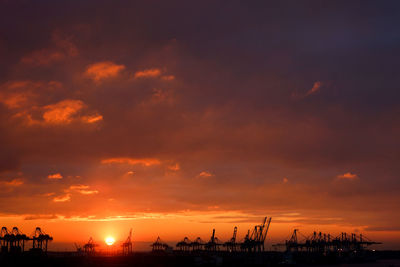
{"left": 0, "top": 0, "right": 400, "bottom": 250}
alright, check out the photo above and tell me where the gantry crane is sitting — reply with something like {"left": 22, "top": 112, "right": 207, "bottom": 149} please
{"left": 190, "top": 237, "right": 205, "bottom": 251}
{"left": 223, "top": 226, "right": 238, "bottom": 252}
{"left": 31, "top": 227, "right": 53, "bottom": 253}
{"left": 151, "top": 236, "right": 171, "bottom": 252}
{"left": 176, "top": 237, "right": 191, "bottom": 251}
{"left": 204, "top": 229, "right": 221, "bottom": 251}
{"left": 241, "top": 217, "right": 272, "bottom": 252}
{"left": 9, "top": 227, "right": 28, "bottom": 253}
{"left": 0, "top": 227, "right": 10, "bottom": 253}
{"left": 275, "top": 229, "right": 381, "bottom": 253}
{"left": 83, "top": 237, "right": 98, "bottom": 255}
{"left": 122, "top": 229, "right": 133, "bottom": 255}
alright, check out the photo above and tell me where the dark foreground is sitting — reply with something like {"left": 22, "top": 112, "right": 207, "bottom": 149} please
{"left": 1, "top": 250, "right": 400, "bottom": 267}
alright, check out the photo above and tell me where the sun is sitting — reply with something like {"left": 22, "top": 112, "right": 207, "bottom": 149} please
{"left": 105, "top": 236, "right": 115, "bottom": 246}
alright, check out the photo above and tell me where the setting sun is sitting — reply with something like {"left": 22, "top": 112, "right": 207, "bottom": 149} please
{"left": 105, "top": 236, "right": 115, "bottom": 246}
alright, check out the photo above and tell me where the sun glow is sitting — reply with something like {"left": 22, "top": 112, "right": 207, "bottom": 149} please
{"left": 105, "top": 236, "right": 115, "bottom": 246}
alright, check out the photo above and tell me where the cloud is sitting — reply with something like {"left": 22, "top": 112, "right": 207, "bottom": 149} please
{"left": 85, "top": 61, "right": 125, "bottom": 82}
{"left": 0, "top": 80, "right": 50, "bottom": 109}
{"left": 78, "top": 189, "right": 99, "bottom": 195}
{"left": 161, "top": 75, "right": 175, "bottom": 81}
{"left": 337, "top": 172, "right": 358, "bottom": 180}
{"left": 41, "top": 99, "right": 102, "bottom": 125}
{"left": 1, "top": 179, "right": 24, "bottom": 186}
{"left": 133, "top": 68, "right": 161, "bottom": 79}
{"left": 69, "top": 184, "right": 99, "bottom": 195}
{"left": 53, "top": 194, "right": 71, "bottom": 202}
{"left": 21, "top": 31, "right": 78, "bottom": 66}
{"left": 48, "top": 173, "right": 63, "bottom": 180}
{"left": 69, "top": 184, "right": 89, "bottom": 190}
{"left": 24, "top": 214, "right": 59, "bottom": 220}
{"left": 306, "top": 81, "right": 322, "bottom": 96}
{"left": 168, "top": 163, "right": 180, "bottom": 171}
{"left": 21, "top": 51, "right": 65, "bottom": 66}
{"left": 40, "top": 192, "right": 55, "bottom": 197}
{"left": 198, "top": 171, "right": 213, "bottom": 178}
{"left": 291, "top": 81, "right": 324, "bottom": 99}
{"left": 81, "top": 114, "right": 103, "bottom": 123}
{"left": 0, "top": 80, "right": 102, "bottom": 126}
{"left": 0, "top": 91, "right": 34, "bottom": 109}
{"left": 101, "top": 157, "right": 161, "bottom": 166}
{"left": 151, "top": 88, "right": 174, "bottom": 104}
{"left": 42, "top": 99, "right": 85, "bottom": 124}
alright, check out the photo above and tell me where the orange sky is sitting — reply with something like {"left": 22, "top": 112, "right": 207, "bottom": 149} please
{"left": 0, "top": 1, "right": 400, "bottom": 250}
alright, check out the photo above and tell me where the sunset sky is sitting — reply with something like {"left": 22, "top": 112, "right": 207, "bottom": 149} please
{"left": 1, "top": 1, "right": 400, "bottom": 250}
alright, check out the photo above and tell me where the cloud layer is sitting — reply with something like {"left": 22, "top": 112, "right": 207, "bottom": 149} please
{"left": 0, "top": 0, "right": 399, "bottom": 246}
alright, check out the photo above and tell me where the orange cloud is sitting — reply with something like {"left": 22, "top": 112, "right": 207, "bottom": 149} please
{"left": 0, "top": 80, "right": 45, "bottom": 109}
{"left": 78, "top": 189, "right": 99, "bottom": 195}
{"left": 198, "top": 171, "right": 213, "bottom": 178}
{"left": 48, "top": 173, "right": 63, "bottom": 180}
{"left": 168, "top": 163, "right": 180, "bottom": 171}
{"left": 337, "top": 172, "right": 358, "bottom": 180}
{"left": 306, "top": 81, "right": 322, "bottom": 96}
{"left": 69, "top": 184, "right": 99, "bottom": 195}
{"left": 40, "top": 99, "right": 103, "bottom": 125}
{"left": 69, "top": 184, "right": 89, "bottom": 190}
{"left": 101, "top": 157, "right": 161, "bottom": 166}
{"left": 0, "top": 81, "right": 103, "bottom": 127}
{"left": 0, "top": 91, "right": 33, "bottom": 109}
{"left": 53, "top": 194, "right": 71, "bottom": 202}
{"left": 1, "top": 179, "right": 24, "bottom": 186}
{"left": 85, "top": 61, "right": 125, "bottom": 82}
{"left": 82, "top": 114, "right": 103, "bottom": 123}
{"left": 133, "top": 68, "right": 161, "bottom": 79}
{"left": 161, "top": 75, "right": 175, "bottom": 81}
{"left": 42, "top": 99, "right": 85, "bottom": 124}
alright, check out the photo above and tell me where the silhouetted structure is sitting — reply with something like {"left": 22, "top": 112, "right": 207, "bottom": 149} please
{"left": 204, "top": 229, "right": 221, "bottom": 251}
{"left": 83, "top": 237, "right": 98, "bottom": 255}
{"left": 1, "top": 226, "right": 52, "bottom": 254}
{"left": 151, "top": 236, "right": 171, "bottom": 252}
{"left": 9, "top": 227, "right": 29, "bottom": 253}
{"left": 122, "top": 229, "right": 133, "bottom": 255}
{"left": 223, "top": 226, "right": 238, "bottom": 252}
{"left": 240, "top": 217, "right": 271, "bottom": 252}
{"left": 74, "top": 242, "right": 83, "bottom": 255}
{"left": 0, "top": 227, "right": 11, "bottom": 253}
{"left": 176, "top": 237, "right": 191, "bottom": 251}
{"left": 31, "top": 227, "right": 53, "bottom": 253}
{"left": 190, "top": 237, "right": 205, "bottom": 251}
{"left": 276, "top": 229, "right": 381, "bottom": 254}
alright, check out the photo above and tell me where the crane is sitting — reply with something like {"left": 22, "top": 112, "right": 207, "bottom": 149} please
{"left": 240, "top": 217, "right": 272, "bottom": 252}
{"left": 31, "top": 227, "right": 53, "bottom": 253}
{"left": 83, "top": 237, "right": 98, "bottom": 254}
{"left": 204, "top": 229, "right": 221, "bottom": 251}
{"left": 176, "top": 237, "right": 191, "bottom": 251}
{"left": 122, "top": 228, "right": 133, "bottom": 255}
{"left": 223, "top": 226, "right": 238, "bottom": 252}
